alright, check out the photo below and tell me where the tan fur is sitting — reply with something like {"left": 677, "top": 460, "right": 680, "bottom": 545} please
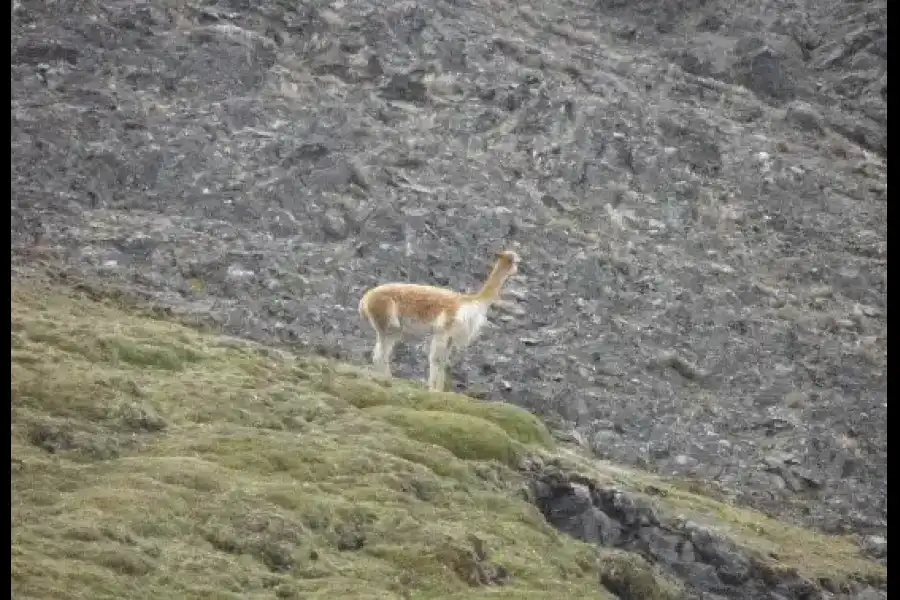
{"left": 359, "top": 250, "right": 521, "bottom": 391}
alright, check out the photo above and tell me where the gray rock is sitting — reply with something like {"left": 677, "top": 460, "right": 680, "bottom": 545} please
{"left": 784, "top": 101, "right": 825, "bottom": 134}
{"left": 734, "top": 47, "right": 798, "bottom": 101}
{"left": 380, "top": 72, "right": 429, "bottom": 103}
{"left": 590, "top": 429, "right": 622, "bottom": 457}
{"left": 686, "top": 525, "right": 753, "bottom": 586}
{"left": 525, "top": 469, "right": 864, "bottom": 599}
{"left": 861, "top": 535, "right": 886, "bottom": 559}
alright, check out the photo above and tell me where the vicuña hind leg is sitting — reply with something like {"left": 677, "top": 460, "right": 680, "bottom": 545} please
{"left": 372, "top": 331, "right": 400, "bottom": 376}
{"left": 427, "top": 333, "right": 452, "bottom": 392}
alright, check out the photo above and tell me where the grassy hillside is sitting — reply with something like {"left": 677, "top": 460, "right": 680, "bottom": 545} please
{"left": 12, "top": 281, "right": 687, "bottom": 600}
{"left": 11, "top": 280, "right": 884, "bottom": 599}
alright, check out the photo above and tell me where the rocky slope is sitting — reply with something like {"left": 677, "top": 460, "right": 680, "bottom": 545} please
{"left": 11, "top": 0, "right": 886, "bottom": 571}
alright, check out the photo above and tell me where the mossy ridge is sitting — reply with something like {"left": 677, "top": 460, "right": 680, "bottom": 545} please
{"left": 317, "top": 367, "right": 555, "bottom": 449}
{"left": 14, "top": 281, "right": 881, "bottom": 599}
{"left": 13, "top": 282, "right": 628, "bottom": 600}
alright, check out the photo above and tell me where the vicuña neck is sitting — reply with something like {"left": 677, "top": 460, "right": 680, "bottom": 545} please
{"left": 473, "top": 264, "right": 510, "bottom": 302}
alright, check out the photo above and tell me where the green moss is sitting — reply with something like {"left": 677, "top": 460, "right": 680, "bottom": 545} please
{"left": 12, "top": 281, "right": 884, "bottom": 599}
{"left": 365, "top": 405, "right": 527, "bottom": 466}
{"left": 11, "top": 282, "right": 610, "bottom": 600}
{"left": 321, "top": 376, "right": 554, "bottom": 449}
{"left": 597, "top": 550, "right": 684, "bottom": 600}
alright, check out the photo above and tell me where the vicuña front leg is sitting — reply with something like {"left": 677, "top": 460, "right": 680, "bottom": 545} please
{"left": 427, "top": 333, "right": 452, "bottom": 392}
{"left": 372, "top": 332, "right": 399, "bottom": 376}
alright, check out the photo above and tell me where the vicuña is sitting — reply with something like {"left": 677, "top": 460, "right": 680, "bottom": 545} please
{"left": 359, "top": 250, "right": 521, "bottom": 391}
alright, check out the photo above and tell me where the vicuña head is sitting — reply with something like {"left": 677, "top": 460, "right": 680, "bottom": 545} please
{"left": 359, "top": 249, "right": 521, "bottom": 392}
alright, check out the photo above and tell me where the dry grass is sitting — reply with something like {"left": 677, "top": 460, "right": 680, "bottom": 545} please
{"left": 12, "top": 281, "right": 686, "bottom": 600}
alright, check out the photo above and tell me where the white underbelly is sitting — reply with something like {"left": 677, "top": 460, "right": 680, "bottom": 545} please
{"left": 396, "top": 317, "right": 437, "bottom": 338}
